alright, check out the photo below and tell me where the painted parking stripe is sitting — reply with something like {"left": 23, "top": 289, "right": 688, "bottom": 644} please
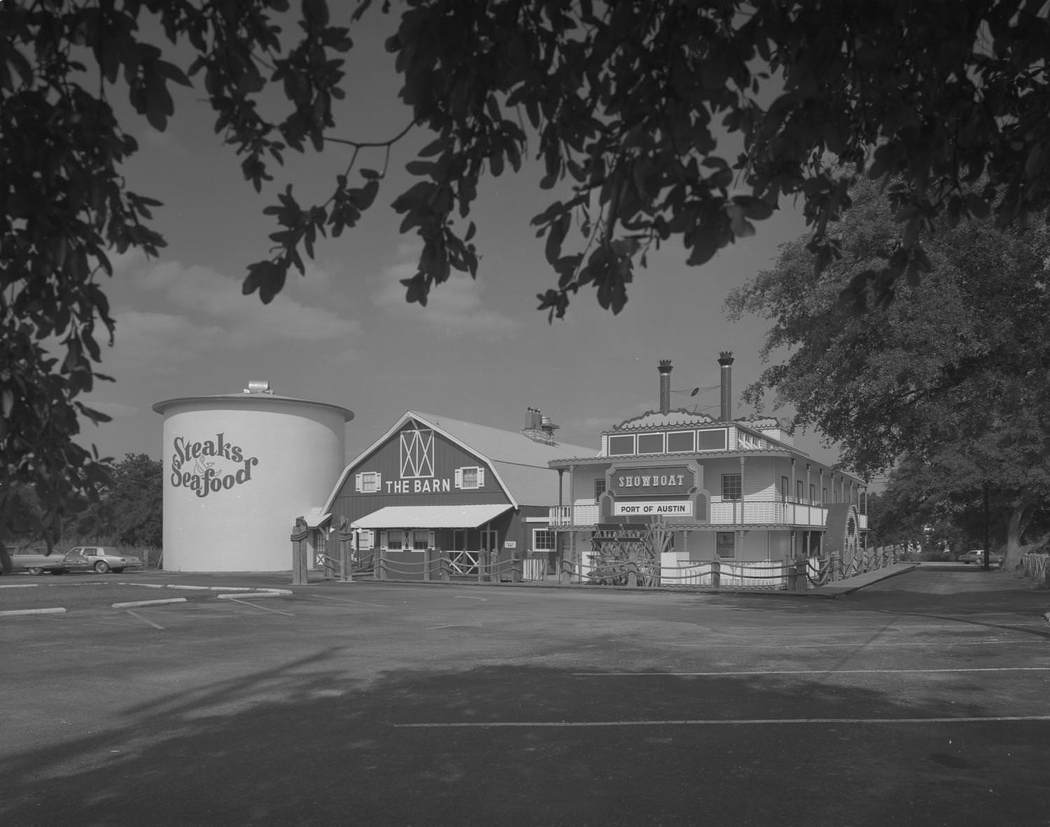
{"left": 124, "top": 609, "right": 165, "bottom": 630}
{"left": 395, "top": 715, "right": 1050, "bottom": 729}
{"left": 305, "top": 594, "right": 390, "bottom": 608}
{"left": 572, "top": 667, "right": 1050, "bottom": 677}
{"left": 659, "top": 637, "right": 1041, "bottom": 649}
{"left": 0, "top": 607, "right": 67, "bottom": 616}
{"left": 225, "top": 598, "right": 294, "bottom": 616}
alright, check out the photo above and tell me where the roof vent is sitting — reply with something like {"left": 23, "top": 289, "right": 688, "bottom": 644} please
{"left": 243, "top": 380, "right": 274, "bottom": 395}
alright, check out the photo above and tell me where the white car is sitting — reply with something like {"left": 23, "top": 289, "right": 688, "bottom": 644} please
{"left": 958, "top": 549, "right": 1003, "bottom": 567}
{"left": 53, "top": 546, "right": 144, "bottom": 574}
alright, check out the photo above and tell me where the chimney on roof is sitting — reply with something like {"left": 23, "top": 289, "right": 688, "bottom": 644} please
{"left": 717, "top": 352, "right": 734, "bottom": 421}
{"left": 658, "top": 359, "right": 673, "bottom": 415}
{"left": 523, "top": 407, "right": 557, "bottom": 444}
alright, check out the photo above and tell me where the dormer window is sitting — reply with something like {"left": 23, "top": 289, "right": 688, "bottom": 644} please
{"left": 637, "top": 433, "right": 664, "bottom": 454}
{"left": 667, "top": 431, "right": 694, "bottom": 452}
{"left": 698, "top": 429, "right": 728, "bottom": 450}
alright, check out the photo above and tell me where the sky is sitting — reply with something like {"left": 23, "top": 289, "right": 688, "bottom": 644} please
{"left": 78, "top": 8, "right": 844, "bottom": 470}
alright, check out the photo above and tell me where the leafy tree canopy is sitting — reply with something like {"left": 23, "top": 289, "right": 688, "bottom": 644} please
{"left": 728, "top": 177, "right": 1050, "bottom": 567}
{"left": 4, "top": 0, "right": 1050, "bottom": 541}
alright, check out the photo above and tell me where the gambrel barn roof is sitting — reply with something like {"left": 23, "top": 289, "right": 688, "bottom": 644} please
{"left": 322, "top": 410, "right": 596, "bottom": 511}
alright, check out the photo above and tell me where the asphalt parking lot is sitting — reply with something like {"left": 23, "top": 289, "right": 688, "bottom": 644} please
{"left": 2, "top": 566, "right": 1049, "bottom": 826}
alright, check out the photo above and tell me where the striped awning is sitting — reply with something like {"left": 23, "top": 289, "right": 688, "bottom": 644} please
{"left": 351, "top": 504, "right": 512, "bottom": 530}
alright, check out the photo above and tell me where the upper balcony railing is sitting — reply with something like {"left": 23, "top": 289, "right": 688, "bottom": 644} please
{"left": 549, "top": 500, "right": 867, "bottom": 530}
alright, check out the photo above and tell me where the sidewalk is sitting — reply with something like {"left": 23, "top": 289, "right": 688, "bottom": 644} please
{"left": 811, "top": 562, "right": 918, "bottom": 597}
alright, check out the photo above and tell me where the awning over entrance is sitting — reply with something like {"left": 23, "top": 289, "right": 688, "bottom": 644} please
{"left": 351, "top": 504, "right": 512, "bottom": 529}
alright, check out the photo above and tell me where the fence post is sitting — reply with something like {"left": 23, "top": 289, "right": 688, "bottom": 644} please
{"left": 290, "top": 518, "right": 309, "bottom": 585}
{"left": 335, "top": 526, "right": 353, "bottom": 583}
{"left": 423, "top": 547, "right": 431, "bottom": 582}
{"left": 788, "top": 559, "right": 807, "bottom": 592}
{"left": 378, "top": 546, "right": 386, "bottom": 581}
{"left": 441, "top": 550, "right": 450, "bottom": 582}
{"left": 711, "top": 559, "right": 720, "bottom": 589}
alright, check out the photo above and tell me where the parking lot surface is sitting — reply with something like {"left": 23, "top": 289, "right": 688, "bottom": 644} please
{"left": 2, "top": 566, "right": 1049, "bottom": 826}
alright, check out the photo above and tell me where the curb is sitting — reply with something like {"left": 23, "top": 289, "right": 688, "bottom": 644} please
{"left": 113, "top": 598, "right": 188, "bottom": 609}
{"left": 216, "top": 590, "right": 291, "bottom": 599}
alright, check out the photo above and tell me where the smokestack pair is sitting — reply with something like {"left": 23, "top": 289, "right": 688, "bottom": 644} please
{"left": 657, "top": 352, "right": 734, "bottom": 421}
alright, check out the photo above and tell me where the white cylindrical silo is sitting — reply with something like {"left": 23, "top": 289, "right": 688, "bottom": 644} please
{"left": 152, "top": 384, "right": 353, "bottom": 572}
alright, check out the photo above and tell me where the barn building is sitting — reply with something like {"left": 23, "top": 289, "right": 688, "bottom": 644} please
{"left": 315, "top": 410, "right": 594, "bottom": 580}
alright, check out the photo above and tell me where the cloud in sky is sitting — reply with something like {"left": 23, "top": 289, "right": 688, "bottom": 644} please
{"left": 107, "top": 309, "right": 225, "bottom": 376}
{"left": 85, "top": 400, "right": 140, "bottom": 419}
{"left": 113, "top": 256, "right": 363, "bottom": 360}
{"left": 373, "top": 246, "right": 520, "bottom": 337}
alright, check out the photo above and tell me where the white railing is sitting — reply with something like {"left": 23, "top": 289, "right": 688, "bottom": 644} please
{"left": 709, "top": 499, "right": 828, "bottom": 527}
{"left": 550, "top": 499, "right": 847, "bottom": 528}
{"left": 521, "top": 558, "right": 547, "bottom": 581}
{"left": 549, "top": 503, "right": 600, "bottom": 527}
{"left": 659, "top": 558, "right": 794, "bottom": 589}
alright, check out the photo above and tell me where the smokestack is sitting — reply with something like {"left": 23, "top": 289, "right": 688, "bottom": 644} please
{"left": 718, "top": 352, "right": 734, "bottom": 421}
{"left": 658, "top": 359, "right": 673, "bottom": 414}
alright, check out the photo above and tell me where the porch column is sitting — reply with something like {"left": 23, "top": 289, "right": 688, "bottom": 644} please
{"left": 568, "top": 464, "right": 575, "bottom": 526}
{"left": 739, "top": 456, "right": 746, "bottom": 525}
{"left": 557, "top": 467, "right": 565, "bottom": 520}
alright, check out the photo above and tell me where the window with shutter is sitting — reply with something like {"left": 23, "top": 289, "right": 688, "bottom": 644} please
{"left": 455, "top": 466, "right": 485, "bottom": 489}
{"left": 355, "top": 471, "right": 381, "bottom": 493}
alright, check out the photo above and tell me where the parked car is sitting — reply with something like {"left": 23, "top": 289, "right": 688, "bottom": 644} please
{"left": 51, "top": 546, "right": 144, "bottom": 574}
{"left": 6, "top": 549, "right": 66, "bottom": 575}
{"left": 958, "top": 549, "right": 1003, "bottom": 567}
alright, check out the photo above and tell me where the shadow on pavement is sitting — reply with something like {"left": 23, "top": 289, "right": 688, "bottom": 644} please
{"left": 3, "top": 654, "right": 1048, "bottom": 826}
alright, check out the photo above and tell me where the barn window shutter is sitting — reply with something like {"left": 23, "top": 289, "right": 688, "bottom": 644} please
{"left": 355, "top": 473, "right": 362, "bottom": 492}
{"left": 454, "top": 468, "right": 463, "bottom": 489}
{"left": 477, "top": 467, "right": 485, "bottom": 488}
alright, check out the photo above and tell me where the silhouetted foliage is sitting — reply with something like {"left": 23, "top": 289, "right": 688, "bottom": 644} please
{"left": 5, "top": 0, "right": 1050, "bottom": 540}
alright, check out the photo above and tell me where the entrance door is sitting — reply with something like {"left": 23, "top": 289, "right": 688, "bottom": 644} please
{"left": 481, "top": 528, "right": 499, "bottom": 580}
{"left": 447, "top": 528, "right": 478, "bottom": 577}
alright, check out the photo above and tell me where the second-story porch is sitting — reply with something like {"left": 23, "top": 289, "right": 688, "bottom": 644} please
{"left": 549, "top": 498, "right": 868, "bottom": 531}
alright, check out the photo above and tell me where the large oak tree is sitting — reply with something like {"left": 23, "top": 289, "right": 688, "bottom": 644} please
{"left": 4, "top": 0, "right": 1050, "bottom": 561}
{"left": 727, "top": 179, "right": 1050, "bottom": 568}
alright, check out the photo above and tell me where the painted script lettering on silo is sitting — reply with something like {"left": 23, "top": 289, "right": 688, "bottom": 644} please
{"left": 170, "top": 434, "right": 260, "bottom": 498}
